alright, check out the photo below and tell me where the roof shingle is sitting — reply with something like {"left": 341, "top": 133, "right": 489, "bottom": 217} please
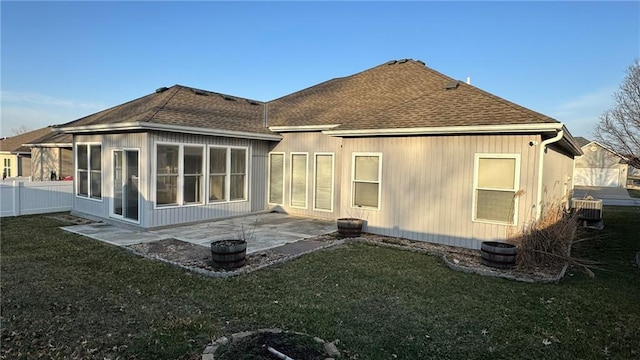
{"left": 0, "top": 127, "right": 57, "bottom": 153}
{"left": 267, "top": 59, "right": 560, "bottom": 130}
{"left": 60, "top": 85, "right": 272, "bottom": 135}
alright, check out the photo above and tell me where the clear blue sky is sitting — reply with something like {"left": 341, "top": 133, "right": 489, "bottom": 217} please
{"left": 1, "top": 1, "right": 638, "bottom": 138}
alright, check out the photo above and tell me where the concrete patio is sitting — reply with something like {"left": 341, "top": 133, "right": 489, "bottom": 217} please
{"left": 62, "top": 213, "right": 338, "bottom": 254}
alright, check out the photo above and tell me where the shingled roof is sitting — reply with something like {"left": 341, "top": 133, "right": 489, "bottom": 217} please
{"left": 267, "top": 59, "right": 560, "bottom": 130}
{"left": 574, "top": 136, "right": 592, "bottom": 147}
{"left": 0, "top": 127, "right": 56, "bottom": 153}
{"left": 56, "top": 59, "right": 580, "bottom": 155}
{"left": 58, "top": 85, "right": 276, "bottom": 138}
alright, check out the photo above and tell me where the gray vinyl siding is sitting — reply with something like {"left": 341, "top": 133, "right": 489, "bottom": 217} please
{"left": 272, "top": 132, "right": 542, "bottom": 249}
{"left": 72, "top": 132, "right": 272, "bottom": 228}
{"left": 269, "top": 132, "right": 343, "bottom": 219}
{"left": 541, "top": 145, "right": 574, "bottom": 209}
{"left": 337, "top": 134, "right": 541, "bottom": 249}
{"left": 73, "top": 133, "right": 148, "bottom": 222}
{"left": 146, "top": 131, "right": 271, "bottom": 228}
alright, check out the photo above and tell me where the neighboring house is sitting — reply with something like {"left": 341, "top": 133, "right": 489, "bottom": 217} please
{"left": 23, "top": 131, "right": 73, "bottom": 181}
{"left": 0, "top": 127, "right": 54, "bottom": 179}
{"left": 56, "top": 59, "right": 582, "bottom": 249}
{"left": 573, "top": 137, "right": 634, "bottom": 188}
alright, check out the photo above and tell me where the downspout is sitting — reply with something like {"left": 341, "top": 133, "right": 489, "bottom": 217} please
{"left": 536, "top": 128, "right": 564, "bottom": 220}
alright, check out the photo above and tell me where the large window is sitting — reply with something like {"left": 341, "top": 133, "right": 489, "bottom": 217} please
{"left": 209, "top": 148, "right": 226, "bottom": 202}
{"left": 268, "top": 153, "right": 284, "bottom": 205}
{"left": 155, "top": 144, "right": 204, "bottom": 206}
{"left": 156, "top": 144, "right": 179, "bottom": 206}
{"left": 473, "top": 154, "right": 520, "bottom": 224}
{"left": 184, "top": 146, "right": 204, "bottom": 204}
{"left": 314, "top": 153, "right": 334, "bottom": 211}
{"left": 352, "top": 153, "right": 381, "bottom": 209}
{"left": 230, "top": 148, "right": 246, "bottom": 201}
{"left": 207, "top": 146, "right": 248, "bottom": 203}
{"left": 290, "top": 153, "right": 308, "bottom": 208}
{"left": 76, "top": 144, "right": 102, "bottom": 199}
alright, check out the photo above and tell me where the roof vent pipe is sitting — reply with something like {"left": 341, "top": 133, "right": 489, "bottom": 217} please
{"left": 466, "top": 77, "right": 471, "bottom": 85}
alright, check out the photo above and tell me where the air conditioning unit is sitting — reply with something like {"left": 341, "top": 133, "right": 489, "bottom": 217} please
{"left": 571, "top": 196, "right": 603, "bottom": 229}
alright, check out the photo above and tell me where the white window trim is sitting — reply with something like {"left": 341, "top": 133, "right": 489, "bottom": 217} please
{"left": 268, "top": 152, "right": 285, "bottom": 205}
{"left": 351, "top": 152, "right": 382, "bottom": 210}
{"left": 472, "top": 153, "right": 521, "bottom": 226}
{"left": 110, "top": 147, "right": 141, "bottom": 224}
{"left": 206, "top": 145, "right": 249, "bottom": 205}
{"left": 183, "top": 145, "right": 205, "bottom": 206}
{"left": 313, "top": 152, "right": 334, "bottom": 212}
{"left": 75, "top": 142, "right": 103, "bottom": 202}
{"left": 154, "top": 142, "right": 205, "bottom": 209}
{"left": 289, "top": 152, "right": 309, "bottom": 209}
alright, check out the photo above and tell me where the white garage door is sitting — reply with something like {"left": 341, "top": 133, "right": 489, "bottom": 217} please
{"left": 574, "top": 168, "right": 620, "bottom": 187}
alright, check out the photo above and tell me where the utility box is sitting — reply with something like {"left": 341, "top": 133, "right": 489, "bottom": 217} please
{"left": 571, "top": 197, "right": 603, "bottom": 229}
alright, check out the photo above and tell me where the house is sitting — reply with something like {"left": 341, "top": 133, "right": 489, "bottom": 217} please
{"left": 24, "top": 131, "right": 73, "bottom": 181}
{"left": 56, "top": 59, "right": 582, "bottom": 249}
{"left": 0, "top": 127, "right": 54, "bottom": 180}
{"left": 573, "top": 137, "right": 636, "bottom": 188}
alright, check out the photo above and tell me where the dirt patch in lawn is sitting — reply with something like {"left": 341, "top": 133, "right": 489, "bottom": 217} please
{"left": 213, "top": 331, "right": 328, "bottom": 360}
{"left": 46, "top": 212, "right": 96, "bottom": 225}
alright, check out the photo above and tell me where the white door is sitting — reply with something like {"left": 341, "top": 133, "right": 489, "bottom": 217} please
{"left": 112, "top": 150, "right": 139, "bottom": 221}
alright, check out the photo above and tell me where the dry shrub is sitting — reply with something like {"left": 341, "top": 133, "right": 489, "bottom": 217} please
{"left": 509, "top": 203, "right": 597, "bottom": 276}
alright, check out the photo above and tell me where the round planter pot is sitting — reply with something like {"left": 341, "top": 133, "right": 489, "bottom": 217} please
{"left": 337, "top": 218, "right": 364, "bottom": 238}
{"left": 480, "top": 241, "right": 517, "bottom": 269}
{"left": 211, "top": 240, "right": 247, "bottom": 270}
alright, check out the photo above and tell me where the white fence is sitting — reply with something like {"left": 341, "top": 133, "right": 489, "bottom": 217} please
{"left": 0, "top": 180, "right": 73, "bottom": 217}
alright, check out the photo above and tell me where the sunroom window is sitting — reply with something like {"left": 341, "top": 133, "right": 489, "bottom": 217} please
{"left": 207, "top": 146, "right": 248, "bottom": 203}
{"left": 76, "top": 144, "right": 102, "bottom": 199}
{"left": 156, "top": 144, "right": 179, "bottom": 206}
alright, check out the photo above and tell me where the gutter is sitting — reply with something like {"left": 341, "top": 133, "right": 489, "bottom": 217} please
{"left": 323, "top": 123, "right": 565, "bottom": 137}
{"left": 536, "top": 128, "right": 564, "bottom": 220}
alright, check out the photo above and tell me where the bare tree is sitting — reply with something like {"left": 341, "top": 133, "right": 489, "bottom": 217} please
{"left": 11, "top": 125, "right": 32, "bottom": 135}
{"left": 594, "top": 59, "right": 640, "bottom": 157}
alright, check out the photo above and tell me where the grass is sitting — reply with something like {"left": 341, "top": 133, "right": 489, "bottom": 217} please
{"left": 2, "top": 207, "right": 640, "bottom": 359}
{"left": 628, "top": 189, "right": 640, "bottom": 198}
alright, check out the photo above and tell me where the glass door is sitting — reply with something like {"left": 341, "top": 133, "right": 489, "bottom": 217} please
{"left": 112, "top": 150, "right": 139, "bottom": 222}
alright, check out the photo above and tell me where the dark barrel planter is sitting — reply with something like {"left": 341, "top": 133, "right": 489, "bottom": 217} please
{"left": 480, "top": 241, "right": 517, "bottom": 269}
{"left": 337, "top": 218, "right": 364, "bottom": 237}
{"left": 211, "top": 240, "right": 247, "bottom": 270}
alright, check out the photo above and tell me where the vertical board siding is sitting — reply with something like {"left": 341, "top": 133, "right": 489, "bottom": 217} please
{"left": 72, "top": 132, "right": 272, "bottom": 228}
{"left": 339, "top": 134, "right": 540, "bottom": 249}
{"left": 145, "top": 132, "right": 272, "bottom": 228}
{"left": 269, "top": 132, "right": 343, "bottom": 219}
{"left": 542, "top": 146, "right": 575, "bottom": 208}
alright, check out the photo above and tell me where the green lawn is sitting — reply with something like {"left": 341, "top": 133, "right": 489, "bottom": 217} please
{"left": 2, "top": 207, "right": 639, "bottom": 359}
{"left": 628, "top": 189, "right": 640, "bottom": 198}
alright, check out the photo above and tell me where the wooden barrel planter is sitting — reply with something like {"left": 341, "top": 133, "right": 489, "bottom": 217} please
{"left": 337, "top": 218, "right": 364, "bottom": 237}
{"left": 480, "top": 241, "right": 517, "bottom": 269}
{"left": 211, "top": 240, "right": 247, "bottom": 270}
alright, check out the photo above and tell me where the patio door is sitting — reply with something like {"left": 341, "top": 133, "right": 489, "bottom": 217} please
{"left": 112, "top": 150, "right": 139, "bottom": 222}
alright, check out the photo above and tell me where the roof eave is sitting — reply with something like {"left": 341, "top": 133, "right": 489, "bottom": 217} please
{"left": 269, "top": 124, "right": 341, "bottom": 132}
{"left": 58, "top": 121, "right": 282, "bottom": 141}
{"left": 323, "top": 123, "right": 565, "bottom": 137}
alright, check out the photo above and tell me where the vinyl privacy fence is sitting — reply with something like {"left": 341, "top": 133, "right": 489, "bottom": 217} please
{"left": 0, "top": 180, "right": 73, "bottom": 217}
